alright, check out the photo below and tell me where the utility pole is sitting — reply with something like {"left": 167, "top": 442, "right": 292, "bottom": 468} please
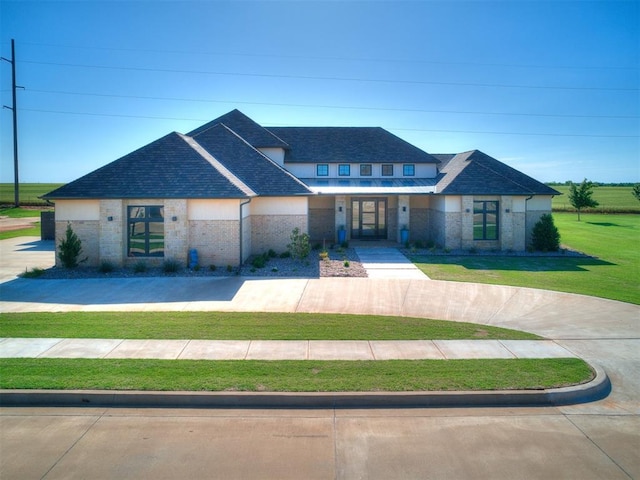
{"left": 2, "top": 39, "right": 20, "bottom": 207}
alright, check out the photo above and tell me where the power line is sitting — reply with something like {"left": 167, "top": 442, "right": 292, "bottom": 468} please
{"left": 20, "top": 107, "right": 639, "bottom": 138}
{"left": 19, "top": 60, "right": 639, "bottom": 92}
{"left": 27, "top": 88, "right": 639, "bottom": 120}
{"left": 15, "top": 40, "right": 638, "bottom": 71}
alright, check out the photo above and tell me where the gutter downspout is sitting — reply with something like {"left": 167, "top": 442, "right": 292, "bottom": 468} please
{"left": 239, "top": 198, "right": 251, "bottom": 266}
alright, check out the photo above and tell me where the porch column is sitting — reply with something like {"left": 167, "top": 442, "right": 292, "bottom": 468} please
{"left": 397, "top": 195, "right": 410, "bottom": 243}
{"left": 335, "top": 195, "right": 347, "bottom": 242}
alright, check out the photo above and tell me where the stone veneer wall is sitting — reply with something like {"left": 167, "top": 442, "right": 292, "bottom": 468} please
{"left": 99, "top": 199, "right": 124, "bottom": 265}
{"left": 163, "top": 199, "right": 188, "bottom": 264}
{"left": 250, "top": 215, "right": 307, "bottom": 256}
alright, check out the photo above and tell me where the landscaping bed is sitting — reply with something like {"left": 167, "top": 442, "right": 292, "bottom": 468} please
{"left": 27, "top": 246, "right": 367, "bottom": 279}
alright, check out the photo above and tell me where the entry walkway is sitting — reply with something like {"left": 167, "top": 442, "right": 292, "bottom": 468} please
{"left": 0, "top": 338, "right": 576, "bottom": 360}
{"left": 355, "top": 247, "right": 429, "bottom": 279}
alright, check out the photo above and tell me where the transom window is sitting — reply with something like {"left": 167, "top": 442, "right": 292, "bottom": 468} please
{"left": 381, "top": 164, "right": 394, "bottom": 176}
{"left": 316, "top": 164, "right": 329, "bottom": 176}
{"left": 338, "top": 164, "right": 351, "bottom": 176}
{"left": 403, "top": 164, "right": 415, "bottom": 176}
{"left": 360, "top": 164, "right": 372, "bottom": 176}
{"left": 128, "top": 206, "right": 165, "bottom": 257}
{"left": 473, "top": 201, "right": 499, "bottom": 240}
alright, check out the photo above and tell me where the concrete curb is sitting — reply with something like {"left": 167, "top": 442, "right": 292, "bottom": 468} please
{"left": 0, "top": 364, "right": 610, "bottom": 409}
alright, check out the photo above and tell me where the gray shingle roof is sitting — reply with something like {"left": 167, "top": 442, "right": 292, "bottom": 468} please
{"left": 188, "top": 109, "right": 289, "bottom": 148}
{"left": 436, "top": 150, "right": 560, "bottom": 196}
{"left": 191, "top": 124, "right": 311, "bottom": 196}
{"left": 42, "top": 132, "right": 255, "bottom": 199}
{"left": 267, "top": 127, "right": 440, "bottom": 164}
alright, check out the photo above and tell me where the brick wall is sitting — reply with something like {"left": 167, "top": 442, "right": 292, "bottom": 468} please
{"left": 54, "top": 220, "right": 100, "bottom": 267}
{"left": 250, "top": 215, "right": 307, "bottom": 256}
{"left": 189, "top": 220, "right": 240, "bottom": 267}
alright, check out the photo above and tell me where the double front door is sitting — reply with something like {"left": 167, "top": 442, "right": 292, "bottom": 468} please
{"left": 351, "top": 198, "right": 387, "bottom": 240}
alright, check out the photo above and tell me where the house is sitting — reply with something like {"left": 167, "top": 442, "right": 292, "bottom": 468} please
{"left": 43, "top": 109, "right": 559, "bottom": 267}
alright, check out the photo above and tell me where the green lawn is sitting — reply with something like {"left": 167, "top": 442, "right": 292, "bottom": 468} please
{"left": 0, "top": 183, "right": 62, "bottom": 206}
{"left": 0, "top": 312, "right": 540, "bottom": 340}
{"left": 0, "top": 358, "right": 592, "bottom": 392}
{"left": 551, "top": 185, "right": 639, "bottom": 213}
{"left": 411, "top": 213, "right": 640, "bottom": 304}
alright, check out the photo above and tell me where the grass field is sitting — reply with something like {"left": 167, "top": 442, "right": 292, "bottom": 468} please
{"left": 412, "top": 212, "right": 640, "bottom": 304}
{"left": 0, "top": 312, "right": 540, "bottom": 340}
{"left": 0, "top": 183, "right": 62, "bottom": 206}
{"left": 0, "top": 357, "right": 592, "bottom": 392}
{"left": 551, "top": 185, "right": 639, "bottom": 213}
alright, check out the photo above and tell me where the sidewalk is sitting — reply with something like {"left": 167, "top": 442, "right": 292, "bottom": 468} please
{"left": 355, "top": 247, "right": 429, "bottom": 279}
{"left": 0, "top": 338, "right": 577, "bottom": 360}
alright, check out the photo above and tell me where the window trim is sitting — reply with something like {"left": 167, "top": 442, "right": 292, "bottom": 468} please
{"left": 338, "top": 164, "right": 351, "bottom": 176}
{"left": 127, "top": 205, "right": 165, "bottom": 257}
{"left": 403, "top": 164, "right": 415, "bottom": 176}
{"left": 316, "top": 164, "right": 329, "bottom": 177}
{"left": 473, "top": 200, "right": 499, "bottom": 241}
{"left": 381, "top": 164, "right": 394, "bottom": 176}
{"left": 360, "top": 164, "right": 372, "bottom": 176}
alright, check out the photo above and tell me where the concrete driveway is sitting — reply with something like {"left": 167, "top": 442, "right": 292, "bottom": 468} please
{"left": 1, "top": 237, "right": 639, "bottom": 479}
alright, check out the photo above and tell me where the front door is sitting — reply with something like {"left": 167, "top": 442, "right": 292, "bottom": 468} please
{"left": 351, "top": 198, "right": 387, "bottom": 240}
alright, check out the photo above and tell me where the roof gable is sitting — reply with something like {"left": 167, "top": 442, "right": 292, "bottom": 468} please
{"left": 191, "top": 124, "right": 312, "bottom": 196}
{"left": 267, "top": 127, "right": 440, "bottom": 164}
{"left": 436, "top": 150, "right": 560, "bottom": 196}
{"left": 43, "top": 132, "right": 252, "bottom": 199}
{"left": 187, "top": 109, "right": 289, "bottom": 149}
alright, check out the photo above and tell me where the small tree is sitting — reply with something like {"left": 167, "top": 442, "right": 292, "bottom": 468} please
{"left": 58, "top": 223, "right": 86, "bottom": 268}
{"left": 568, "top": 179, "right": 598, "bottom": 221}
{"left": 287, "top": 227, "right": 311, "bottom": 261}
{"left": 531, "top": 214, "right": 560, "bottom": 252}
{"left": 632, "top": 184, "right": 640, "bottom": 202}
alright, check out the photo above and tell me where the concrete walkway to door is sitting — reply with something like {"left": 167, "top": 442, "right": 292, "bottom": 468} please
{"left": 355, "top": 247, "right": 429, "bottom": 279}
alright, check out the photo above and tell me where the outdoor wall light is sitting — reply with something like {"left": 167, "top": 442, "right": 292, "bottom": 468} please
{"left": 338, "top": 206, "right": 343, "bottom": 212}
{"left": 107, "top": 216, "right": 113, "bottom": 222}
{"left": 505, "top": 208, "right": 510, "bottom": 213}
{"left": 465, "top": 208, "right": 470, "bottom": 213}
{"left": 172, "top": 216, "right": 178, "bottom": 221}
{"left": 402, "top": 206, "right": 407, "bottom": 212}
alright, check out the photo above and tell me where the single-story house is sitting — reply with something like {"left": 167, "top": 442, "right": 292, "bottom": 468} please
{"left": 43, "top": 109, "right": 559, "bottom": 267}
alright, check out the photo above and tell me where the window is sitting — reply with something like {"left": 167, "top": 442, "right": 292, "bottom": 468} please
{"left": 338, "top": 164, "right": 351, "bottom": 176}
{"left": 403, "top": 164, "right": 415, "bottom": 176}
{"left": 128, "top": 206, "right": 164, "bottom": 257}
{"left": 473, "top": 201, "right": 499, "bottom": 240}
{"left": 381, "top": 164, "right": 393, "bottom": 176}
{"left": 360, "top": 164, "right": 372, "bottom": 176}
{"left": 316, "top": 164, "right": 329, "bottom": 176}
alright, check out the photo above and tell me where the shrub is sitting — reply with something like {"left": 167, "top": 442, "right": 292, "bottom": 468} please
{"left": 252, "top": 256, "right": 267, "bottom": 269}
{"left": 343, "top": 260, "right": 350, "bottom": 267}
{"left": 531, "top": 213, "right": 560, "bottom": 252}
{"left": 163, "top": 259, "right": 180, "bottom": 273}
{"left": 209, "top": 265, "right": 217, "bottom": 272}
{"left": 133, "top": 261, "right": 147, "bottom": 273}
{"left": 279, "top": 251, "right": 291, "bottom": 259}
{"left": 319, "top": 250, "right": 329, "bottom": 260}
{"left": 268, "top": 249, "right": 277, "bottom": 258}
{"left": 20, "top": 267, "right": 45, "bottom": 278}
{"left": 226, "top": 264, "right": 233, "bottom": 273}
{"left": 58, "top": 223, "right": 86, "bottom": 268}
{"left": 288, "top": 227, "right": 311, "bottom": 260}
{"left": 98, "top": 260, "right": 114, "bottom": 273}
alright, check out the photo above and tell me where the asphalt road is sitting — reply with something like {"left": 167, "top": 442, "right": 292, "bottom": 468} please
{"left": 1, "top": 237, "right": 638, "bottom": 479}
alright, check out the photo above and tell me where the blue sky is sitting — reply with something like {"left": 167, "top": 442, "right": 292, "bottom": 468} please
{"left": 1, "top": 1, "right": 638, "bottom": 185}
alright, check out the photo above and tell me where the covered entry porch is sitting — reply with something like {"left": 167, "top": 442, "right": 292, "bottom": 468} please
{"left": 308, "top": 194, "right": 431, "bottom": 245}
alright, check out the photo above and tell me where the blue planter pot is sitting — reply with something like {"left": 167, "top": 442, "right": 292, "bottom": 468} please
{"left": 338, "top": 229, "right": 346, "bottom": 244}
{"left": 400, "top": 230, "right": 409, "bottom": 244}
